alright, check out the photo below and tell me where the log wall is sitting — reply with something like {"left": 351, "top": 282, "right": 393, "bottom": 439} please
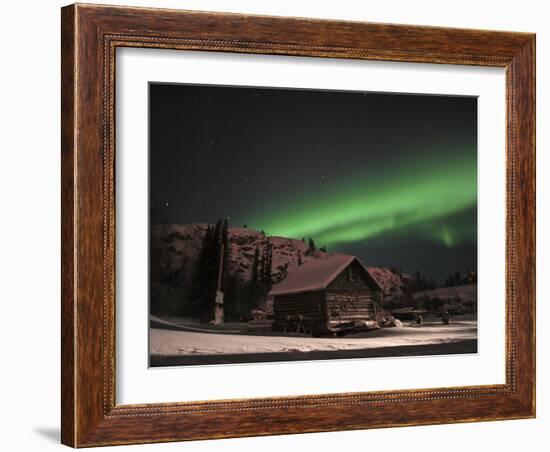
{"left": 325, "top": 290, "right": 377, "bottom": 321}
{"left": 273, "top": 290, "right": 324, "bottom": 331}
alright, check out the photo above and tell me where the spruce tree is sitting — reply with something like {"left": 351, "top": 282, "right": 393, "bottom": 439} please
{"left": 261, "top": 242, "right": 273, "bottom": 288}
{"left": 224, "top": 274, "right": 240, "bottom": 322}
{"left": 308, "top": 237, "right": 316, "bottom": 254}
{"left": 454, "top": 271, "right": 462, "bottom": 286}
{"left": 188, "top": 226, "right": 214, "bottom": 320}
{"left": 186, "top": 221, "right": 228, "bottom": 322}
{"left": 248, "top": 245, "right": 261, "bottom": 310}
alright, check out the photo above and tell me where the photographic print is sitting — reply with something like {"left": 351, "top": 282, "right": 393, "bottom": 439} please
{"left": 149, "top": 83, "right": 478, "bottom": 367}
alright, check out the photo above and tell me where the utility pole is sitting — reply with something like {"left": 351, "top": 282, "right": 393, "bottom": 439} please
{"left": 214, "top": 242, "right": 225, "bottom": 324}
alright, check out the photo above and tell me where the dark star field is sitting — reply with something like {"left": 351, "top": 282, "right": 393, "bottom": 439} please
{"left": 149, "top": 83, "right": 477, "bottom": 284}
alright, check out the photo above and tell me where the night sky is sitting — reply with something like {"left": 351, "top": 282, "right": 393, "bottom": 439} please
{"left": 150, "top": 83, "right": 477, "bottom": 284}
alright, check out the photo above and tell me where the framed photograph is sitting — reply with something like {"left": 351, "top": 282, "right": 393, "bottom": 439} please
{"left": 147, "top": 83, "right": 481, "bottom": 367}
{"left": 61, "top": 3, "right": 535, "bottom": 447}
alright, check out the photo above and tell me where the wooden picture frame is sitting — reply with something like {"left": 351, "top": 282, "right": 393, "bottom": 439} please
{"left": 61, "top": 3, "right": 535, "bottom": 447}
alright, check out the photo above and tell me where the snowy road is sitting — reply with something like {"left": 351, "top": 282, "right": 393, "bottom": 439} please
{"left": 149, "top": 318, "right": 477, "bottom": 364}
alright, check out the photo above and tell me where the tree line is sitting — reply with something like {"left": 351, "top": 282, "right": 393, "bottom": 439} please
{"left": 182, "top": 219, "right": 275, "bottom": 322}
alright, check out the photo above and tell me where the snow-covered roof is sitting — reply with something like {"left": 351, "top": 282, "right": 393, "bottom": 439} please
{"left": 268, "top": 253, "right": 382, "bottom": 296}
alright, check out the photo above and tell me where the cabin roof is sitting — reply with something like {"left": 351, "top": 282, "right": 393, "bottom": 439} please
{"left": 268, "top": 253, "right": 382, "bottom": 296}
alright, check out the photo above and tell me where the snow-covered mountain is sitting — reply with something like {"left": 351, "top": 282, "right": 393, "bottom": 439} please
{"left": 151, "top": 223, "right": 330, "bottom": 286}
{"left": 151, "top": 224, "right": 335, "bottom": 315}
{"left": 150, "top": 223, "right": 425, "bottom": 292}
{"left": 366, "top": 267, "right": 414, "bottom": 296}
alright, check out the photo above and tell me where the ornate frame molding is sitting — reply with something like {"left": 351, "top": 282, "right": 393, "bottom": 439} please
{"left": 62, "top": 4, "right": 535, "bottom": 447}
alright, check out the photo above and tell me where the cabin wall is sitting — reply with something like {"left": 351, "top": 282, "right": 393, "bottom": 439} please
{"left": 326, "top": 261, "right": 382, "bottom": 321}
{"left": 271, "top": 261, "right": 384, "bottom": 331}
{"left": 273, "top": 290, "right": 325, "bottom": 331}
{"left": 325, "top": 290, "right": 378, "bottom": 321}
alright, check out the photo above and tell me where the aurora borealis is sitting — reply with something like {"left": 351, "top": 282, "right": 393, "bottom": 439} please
{"left": 247, "top": 152, "right": 476, "bottom": 248}
{"left": 150, "top": 83, "right": 477, "bottom": 283}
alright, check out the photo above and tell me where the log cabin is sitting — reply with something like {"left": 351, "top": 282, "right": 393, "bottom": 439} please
{"left": 268, "top": 254, "right": 383, "bottom": 336}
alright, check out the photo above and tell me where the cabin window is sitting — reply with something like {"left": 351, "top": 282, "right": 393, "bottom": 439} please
{"left": 347, "top": 266, "right": 356, "bottom": 282}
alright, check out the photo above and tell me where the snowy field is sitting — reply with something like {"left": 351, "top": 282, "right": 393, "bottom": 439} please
{"left": 149, "top": 316, "right": 477, "bottom": 364}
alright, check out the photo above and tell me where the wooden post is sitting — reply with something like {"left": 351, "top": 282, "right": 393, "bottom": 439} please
{"left": 214, "top": 243, "right": 225, "bottom": 324}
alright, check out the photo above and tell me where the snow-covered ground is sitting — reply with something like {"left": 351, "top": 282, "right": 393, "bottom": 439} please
{"left": 150, "top": 319, "right": 477, "bottom": 357}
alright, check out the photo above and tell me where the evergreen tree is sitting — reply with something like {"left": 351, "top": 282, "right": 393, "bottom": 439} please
{"left": 221, "top": 218, "right": 229, "bottom": 243}
{"left": 224, "top": 274, "right": 241, "bottom": 321}
{"left": 307, "top": 237, "right": 316, "bottom": 254}
{"left": 261, "top": 242, "right": 273, "bottom": 287}
{"left": 221, "top": 218, "right": 237, "bottom": 320}
{"left": 266, "top": 244, "right": 273, "bottom": 285}
{"left": 455, "top": 270, "right": 462, "bottom": 285}
{"left": 186, "top": 221, "right": 226, "bottom": 322}
{"left": 187, "top": 226, "right": 214, "bottom": 320}
{"left": 251, "top": 245, "right": 260, "bottom": 285}
{"left": 248, "top": 245, "right": 261, "bottom": 310}
{"left": 244, "top": 244, "right": 271, "bottom": 318}
{"left": 297, "top": 249, "right": 303, "bottom": 266}
{"left": 444, "top": 270, "right": 464, "bottom": 287}
{"left": 213, "top": 219, "right": 222, "bottom": 248}
{"left": 151, "top": 244, "right": 188, "bottom": 317}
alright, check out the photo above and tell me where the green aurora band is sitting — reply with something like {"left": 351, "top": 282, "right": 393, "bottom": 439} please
{"left": 247, "top": 151, "right": 477, "bottom": 248}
